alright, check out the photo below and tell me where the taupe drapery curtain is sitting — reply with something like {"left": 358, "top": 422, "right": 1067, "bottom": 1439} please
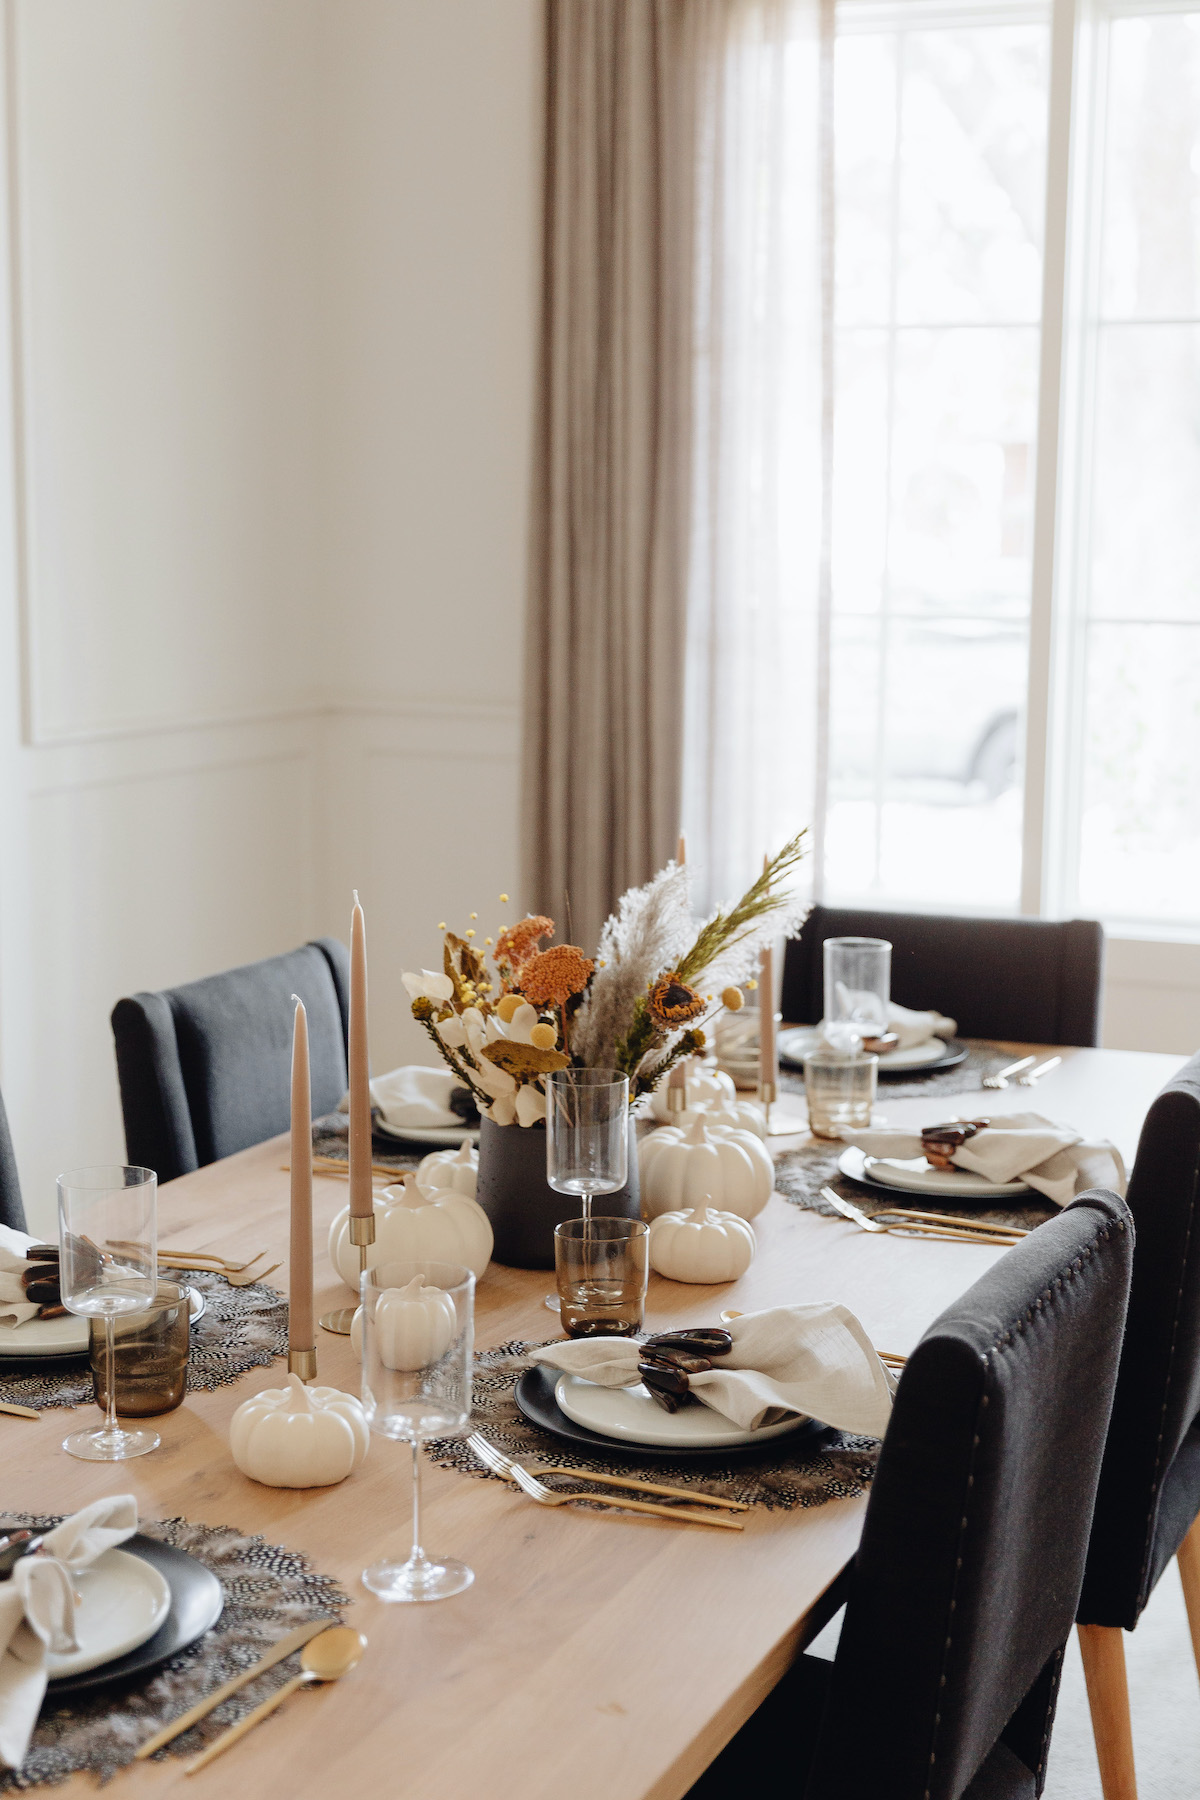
{"left": 522, "top": 1, "right": 714, "bottom": 954}
{"left": 523, "top": 1, "right": 829, "bottom": 948}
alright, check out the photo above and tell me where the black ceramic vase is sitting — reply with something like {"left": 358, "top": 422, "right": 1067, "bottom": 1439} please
{"left": 475, "top": 1115, "right": 641, "bottom": 1269}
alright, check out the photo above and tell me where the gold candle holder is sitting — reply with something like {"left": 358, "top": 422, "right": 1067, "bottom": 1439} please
{"left": 288, "top": 1346, "right": 318, "bottom": 1383}
{"left": 319, "top": 1212, "right": 376, "bottom": 1337}
{"left": 757, "top": 1079, "right": 777, "bottom": 1132}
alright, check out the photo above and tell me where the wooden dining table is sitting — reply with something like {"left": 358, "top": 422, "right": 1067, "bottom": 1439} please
{"left": 7, "top": 1042, "right": 1185, "bottom": 1800}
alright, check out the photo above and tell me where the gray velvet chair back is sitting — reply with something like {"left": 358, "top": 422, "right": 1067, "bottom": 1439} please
{"left": 111, "top": 938, "right": 350, "bottom": 1184}
{"left": 805, "top": 1192, "right": 1133, "bottom": 1800}
{"left": 1078, "top": 1049, "right": 1200, "bottom": 1628}
{"left": 0, "top": 1084, "right": 26, "bottom": 1232}
{"left": 780, "top": 905, "right": 1104, "bottom": 1046}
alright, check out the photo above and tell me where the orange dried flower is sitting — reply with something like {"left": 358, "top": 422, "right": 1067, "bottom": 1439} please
{"left": 647, "top": 973, "right": 706, "bottom": 1027}
{"left": 494, "top": 915, "right": 554, "bottom": 970}
{"left": 520, "top": 945, "right": 595, "bottom": 1008}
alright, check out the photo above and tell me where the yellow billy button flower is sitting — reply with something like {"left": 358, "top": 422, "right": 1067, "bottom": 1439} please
{"left": 746, "top": 978, "right": 758, "bottom": 991}
{"left": 484, "top": 937, "right": 494, "bottom": 946}
{"left": 529, "top": 1023, "right": 558, "bottom": 1050}
{"left": 499, "top": 893, "right": 509, "bottom": 903}
{"left": 496, "top": 993, "right": 524, "bottom": 1024}
{"left": 438, "top": 921, "right": 446, "bottom": 931}
{"left": 466, "top": 929, "right": 476, "bottom": 939}
{"left": 470, "top": 912, "right": 478, "bottom": 920}
{"left": 721, "top": 986, "right": 745, "bottom": 1012}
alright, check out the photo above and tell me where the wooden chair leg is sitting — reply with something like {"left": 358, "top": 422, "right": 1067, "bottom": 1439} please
{"left": 1077, "top": 1623, "right": 1138, "bottom": 1800}
{"left": 1176, "top": 1513, "right": 1200, "bottom": 1684}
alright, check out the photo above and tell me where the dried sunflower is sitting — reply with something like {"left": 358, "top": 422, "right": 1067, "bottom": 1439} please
{"left": 647, "top": 973, "right": 706, "bottom": 1027}
{"left": 520, "top": 945, "right": 595, "bottom": 1009}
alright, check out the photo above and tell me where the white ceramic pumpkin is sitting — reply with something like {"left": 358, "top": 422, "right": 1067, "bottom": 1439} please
{"left": 638, "top": 1117, "right": 773, "bottom": 1222}
{"left": 350, "top": 1274, "right": 460, "bottom": 1370}
{"left": 229, "top": 1374, "right": 369, "bottom": 1488}
{"left": 647, "top": 1060, "right": 737, "bottom": 1122}
{"left": 417, "top": 1141, "right": 478, "bottom": 1198}
{"left": 647, "top": 1206, "right": 756, "bottom": 1284}
{"left": 328, "top": 1174, "right": 492, "bottom": 1290}
{"left": 699, "top": 1099, "right": 769, "bottom": 1140}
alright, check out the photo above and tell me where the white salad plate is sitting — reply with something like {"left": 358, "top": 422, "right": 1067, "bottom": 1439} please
{"left": 838, "top": 1145, "right": 1031, "bottom": 1199}
{"left": 43, "top": 1548, "right": 172, "bottom": 1678}
{"left": 374, "top": 1120, "right": 480, "bottom": 1148}
{"left": 778, "top": 1028, "right": 950, "bottom": 1073}
{"left": 0, "top": 1284, "right": 205, "bottom": 1359}
{"left": 554, "top": 1373, "right": 809, "bottom": 1450}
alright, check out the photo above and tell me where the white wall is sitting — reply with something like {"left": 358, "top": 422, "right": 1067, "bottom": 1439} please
{"left": 0, "top": 0, "right": 541, "bottom": 1234}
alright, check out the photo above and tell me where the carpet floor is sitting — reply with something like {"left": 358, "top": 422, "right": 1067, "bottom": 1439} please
{"left": 1045, "top": 1562, "right": 1200, "bottom": 1797}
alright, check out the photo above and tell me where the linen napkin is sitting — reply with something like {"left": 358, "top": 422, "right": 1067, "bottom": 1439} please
{"left": 839, "top": 1111, "right": 1126, "bottom": 1208}
{"left": 0, "top": 1226, "right": 39, "bottom": 1329}
{"left": 823, "top": 996, "right": 957, "bottom": 1053}
{"left": 530, "top": 1304, "right": 894, "bottom": 1437}
{"left": 339, "top": 1066, "right": 463, "bottom": 1131}
{"left": 0, "top": 1496, "right": 139, "bottom": 1770}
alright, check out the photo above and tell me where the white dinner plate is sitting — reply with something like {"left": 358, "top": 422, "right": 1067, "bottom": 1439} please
{"left": 838, "top": 1145, "right": 1031, "bottom": 1199}
{"left": 43, "top": 1547, "right": 172, "bottom": 1678}
{"left": 554, "top": 1373, "right": 810, "bottom": 1450}
{"left": 778, "top": 1028, "right": 950, "bottom": 1072}
{"left": 373, "top": 1120, "right": 480, "bottom": 1148}
{"left": 0, "top": 1284, "right": 205, "bottom": 1360}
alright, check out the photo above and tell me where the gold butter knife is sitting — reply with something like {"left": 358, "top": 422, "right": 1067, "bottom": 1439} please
{"left": 134, "top": 1617, "right": 332, "bottom": 1758}
{"left": 0, "top": 1401, "right": 40, "bottom": 1421}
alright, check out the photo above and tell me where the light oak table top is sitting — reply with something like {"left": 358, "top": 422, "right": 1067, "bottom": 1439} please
{"left": 6, "top": 1044, "right": 1185, "bottom": 1800}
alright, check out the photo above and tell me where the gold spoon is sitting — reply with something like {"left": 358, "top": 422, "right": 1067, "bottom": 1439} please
{"left": 184, "top": 1626, "right": 367, "bottom": 1774}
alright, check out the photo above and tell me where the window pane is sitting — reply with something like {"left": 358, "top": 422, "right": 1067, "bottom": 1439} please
{"left": 1100, "top": 16, "right": 1200, "bottom": 321}
{"left": 828, "top": 13, "right": 1047, "bottom": 912}
{"left": 1069, "top": 10, "right": 1200, "bottom": 932}
{"left": 1089, "top": 323, "right": 1200, "bottom": 623}
{"left": 1077, "top": 625, "right": 1200, "bottom": 926}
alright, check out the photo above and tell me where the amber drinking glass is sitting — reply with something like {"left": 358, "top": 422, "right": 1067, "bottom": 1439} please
{"left": 803, "top": 1049, "right": 878, "bottom": 1138}
{"left": 554, "top": 1217, "right": 649, "bottom": 1338}
{"left": 89, "top": 1279, "right": 190, "bottom": 1417}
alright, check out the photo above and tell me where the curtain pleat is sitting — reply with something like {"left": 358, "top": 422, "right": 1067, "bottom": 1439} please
{"left": 523, "top": 0, "right": 712, "bottom": 953}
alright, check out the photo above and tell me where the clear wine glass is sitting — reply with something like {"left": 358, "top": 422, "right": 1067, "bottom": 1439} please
{"left": 543, "top": 1069, "right": 629, "bottom": 1313}
{"left": 360, "top": 1259, "right": 475, "bottom": 1604}
{"left": 57, "top": 1165, "right": 158, "bottom": 1462}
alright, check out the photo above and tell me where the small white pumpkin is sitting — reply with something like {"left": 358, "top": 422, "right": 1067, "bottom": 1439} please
{"left": 639, "top": 1117, "right": 773, "bottom": 1221}
{"left": 417, "top": 1140, "right": 478, "bottom": 1198}
{"left": 328, "top": 1173, "right": 492, "bottom": 1290}
{"left": 350, "top": 1274, "right": 459, "bottom": 1370}
{"left": 699, "top": 1099, "right": 769, "bottom": 1140}
{"left": 648, "top": 1206, "right": 756, "bottom": 1284}
{"left": 647, "top": 1060, "right": 737, "bottom": 1122}
{"left": 229, "top": 1374, "right": 369, "bottom": 1488}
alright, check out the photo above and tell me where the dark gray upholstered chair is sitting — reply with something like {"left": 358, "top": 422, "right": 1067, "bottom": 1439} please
{"left": 1075, "top": 1049, "right": 1200, "bottom": 1797}
{"left": 111, "top": 939, "right": 351, "bottom": 1184}
{"left": 688, "top": 1191, "right": 1134, "bottom": 1800}
{"left": 780, "top": 905, "right": 1105, "bottom": 1047}
{"left": 0, "top": 1084, "right": 26, "bottom": 1233}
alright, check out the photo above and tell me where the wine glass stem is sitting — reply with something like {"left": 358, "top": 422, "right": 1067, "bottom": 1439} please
{"left": 581, "top": 1189, "right": 592, "bottom": 1224}
{"left": 409, "top": 1440, "right": 427, "bottom": 1570}
{"left": 103, "top": 1314, "right": 119, "bottom": 1438}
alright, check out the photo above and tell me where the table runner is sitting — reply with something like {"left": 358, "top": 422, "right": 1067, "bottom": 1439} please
{"left": 427, "top": 1339, "right": 881, "bottom": 1511}
{"left": 0, "top": 1515, "right": 348, "bottom": 1792}
{"left": 0, "top": 1269, "right": 289, "bottom": 1413}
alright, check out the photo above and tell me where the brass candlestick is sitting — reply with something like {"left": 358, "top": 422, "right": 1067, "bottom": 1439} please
{"left": 288, "top": 1346, "right": 318, "bottom": 1383}
{"left": 319, "top": 1212, "right": 376, "bottom": 1337}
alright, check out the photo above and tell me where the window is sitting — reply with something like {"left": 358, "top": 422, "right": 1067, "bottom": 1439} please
{"left": 821, "top": 0, "right": 1200, "bottom": 934}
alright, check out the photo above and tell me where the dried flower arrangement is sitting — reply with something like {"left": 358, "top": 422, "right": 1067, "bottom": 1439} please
{"left": 403, "top": 834, "right": 808, "bottom": 1127}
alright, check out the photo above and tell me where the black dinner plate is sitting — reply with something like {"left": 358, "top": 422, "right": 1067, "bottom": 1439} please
{"left": 779, "top": 1034, "right": 968, "bottom": 1079}
{"left": 513, "top": 1365, "right": 829, "bottom": 1464}
{"left": 45, "top": 1534, "right": 224, "bottom": 1696}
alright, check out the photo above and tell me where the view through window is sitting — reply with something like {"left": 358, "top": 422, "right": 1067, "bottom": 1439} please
{"left": 824, "top": 0, "right": 1200, "bottom": 934}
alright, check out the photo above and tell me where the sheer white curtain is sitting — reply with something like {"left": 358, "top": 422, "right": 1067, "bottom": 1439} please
{"left": 680, "top": 0, "right": 831, "bottom": 914}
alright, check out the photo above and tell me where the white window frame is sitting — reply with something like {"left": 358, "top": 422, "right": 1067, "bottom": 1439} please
{"left": 837, "top": 0, "right": 1200, "bottom": 946}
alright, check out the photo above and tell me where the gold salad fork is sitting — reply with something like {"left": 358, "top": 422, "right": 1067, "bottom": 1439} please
{"left": 466, "top": 1434, "right": 744, "bottom": 1529}
{"left": 820, "top": 1188, "right": 1023, "bottom": 1246}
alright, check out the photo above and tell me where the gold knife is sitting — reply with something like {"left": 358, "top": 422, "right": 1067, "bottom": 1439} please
{"left": 0, "top": 1401, "right": 40, "bottom": 1421}
{"left": 134, "top": 1618, "right": 332, "bottom": 1758}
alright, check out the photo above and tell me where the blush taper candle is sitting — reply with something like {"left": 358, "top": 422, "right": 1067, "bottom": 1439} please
{"left": 348, "top": 891, "right": 373, "bottom": 1222}
{"left": 288, "top": 994, "right": 315, "bottom": 1374}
